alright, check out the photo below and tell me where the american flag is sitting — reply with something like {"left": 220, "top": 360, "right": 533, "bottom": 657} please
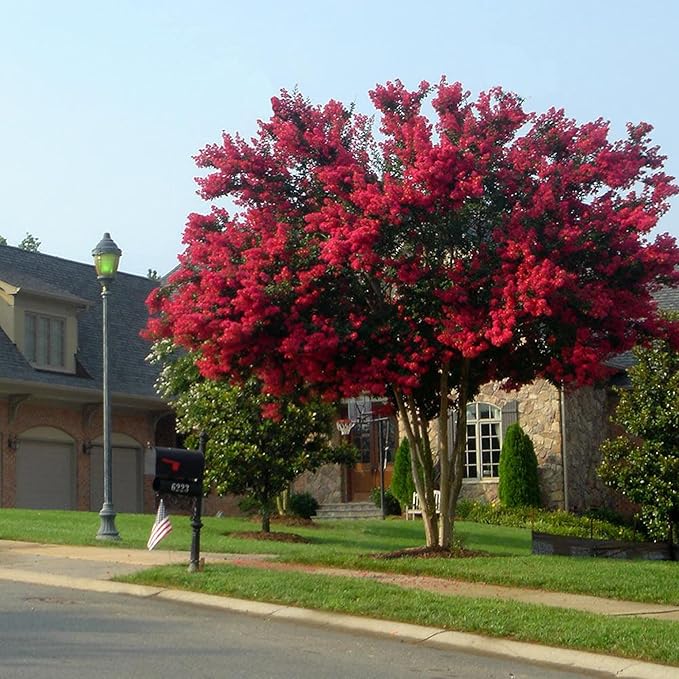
{"left": 147, "top": 499, "right": 172, "bottom": 550}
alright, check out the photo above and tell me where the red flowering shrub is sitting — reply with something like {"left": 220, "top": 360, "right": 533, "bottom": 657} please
{"left": 148, "top": 78, "right": 679, "bottom": 547}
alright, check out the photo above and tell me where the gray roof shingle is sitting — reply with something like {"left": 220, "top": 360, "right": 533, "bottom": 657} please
{"left": 653, "top": 285, "right": 679, "bottom": 313}
{"left": 0, "top": 245, "right": 161, "bottom": 400}
{"left": 603, "top": 285, "right": 679, "bottom": 376}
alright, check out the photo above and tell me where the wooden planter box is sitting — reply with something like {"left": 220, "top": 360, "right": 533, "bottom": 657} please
{"left": 531, "top": 531, "right": 676, "bottom": 561}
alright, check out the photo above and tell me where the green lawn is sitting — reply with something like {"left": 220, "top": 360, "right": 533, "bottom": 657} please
{"left": 0, "top": 508, "right": 676, "bottom": 606}
{"left": 2, "top": 508, "right": 678, "bottom": 665}
{"left": 122, "top": 562, "right": 679, "bottom": 667}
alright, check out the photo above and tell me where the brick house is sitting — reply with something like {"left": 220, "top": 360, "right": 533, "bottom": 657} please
{"left": 0, "top": 245, "right": 174, "bottom": 513}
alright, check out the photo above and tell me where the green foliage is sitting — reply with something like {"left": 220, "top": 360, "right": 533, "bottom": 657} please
{"left": 0, "top": 235, "right": 6, "bottom": 246}
{"left": 369, "top": 487, "right": 401, "bottom": 515}
{"left": 237, "top": 496, "right": 259, "bottom": 515}
{"left": 583, "top": 506, "right": 631, "bottom": 528}
{"left": 147, "top": 268, "right": 160, "bottom": 281}
{"left": 390, "top": 438, "right": 415, "bottom": 510}
{"left": 498, "top": 423, "right": 541, "bottom": 508}
{"left": 18, "top": 232, "right": 40, "bottom": 252}
{"left": 455, "top": 500, "right": 641, "bottom": 541}
{"left": 149, "top": 339, "right": 355, "bottom": 531}
{"left": 599, "top": 329, "right": 679, "bottom": 543}
{"left": 288, "top": 492, "right": 319, "bottom": 519}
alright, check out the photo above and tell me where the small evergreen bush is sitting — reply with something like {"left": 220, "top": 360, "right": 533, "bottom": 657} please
{"left": 288, "top": 492, "right": 319, "bottom": 519}
{"left": 390, "top": 438, "right": 415, "bottom": 511}
{"left": 369, "top": 487, "right": 401, "bottom": 515}
{"left": 498, "top": 423, "right": 541, "bottom": 508}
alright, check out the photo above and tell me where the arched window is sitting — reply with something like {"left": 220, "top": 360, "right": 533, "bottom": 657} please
{"left": 464, "top": 402, "right": 502, "bottom": 480}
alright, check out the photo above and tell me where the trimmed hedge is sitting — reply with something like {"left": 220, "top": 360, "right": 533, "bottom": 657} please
{"left": 455, "top": 500, "right": 642, "bottom": 542}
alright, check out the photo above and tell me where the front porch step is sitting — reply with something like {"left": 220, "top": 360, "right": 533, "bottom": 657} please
{"left": 315, "top": 501, "right": 383, "bottom": 520}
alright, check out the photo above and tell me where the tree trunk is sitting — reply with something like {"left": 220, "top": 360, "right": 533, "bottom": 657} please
{"left": 261, "top": 509, "right": 271, "bottom": 533}
{"left": 394, "top": 390, "right": 439, "bottom": 547}
{"left": 437, "top": 364, "right": 452, "bottom": 549}
{"left": 395, "top": 359, "right": 471, "bottom": 550}
{"left": 440, "top": 404, "right": 467, "bottom": 547}
{"left": 439, "top": 359, "right": 470, "bottom": 549}
{"left": 276, "top": 488, "right": 290, "bottom": 515}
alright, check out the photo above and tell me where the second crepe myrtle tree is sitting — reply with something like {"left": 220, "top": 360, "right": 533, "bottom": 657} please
{"left": 149, "top": 340, "right": 355, "bottom": 533}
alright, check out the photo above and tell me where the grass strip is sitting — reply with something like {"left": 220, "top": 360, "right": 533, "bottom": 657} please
{"left": 288, "top": 551, "right": 679, "bottom": 606}
{"left": 120, "top": 563, "right": 679, "bottom": 667}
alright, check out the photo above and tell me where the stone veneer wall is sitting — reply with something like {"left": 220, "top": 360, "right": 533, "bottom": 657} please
{"left": 405, "top": 379, "right": 565, "bottom": 510}
{"left": 292, "top": 464, "right": 344, "bottom": 504}
{"left": 563, "top": 385, "right": 619, "bottom": 512}
{"left": 464, "top": 379, "right": 565, "bottom": 509}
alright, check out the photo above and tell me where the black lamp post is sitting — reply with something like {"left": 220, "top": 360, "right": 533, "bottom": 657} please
{"left": 93, "top": 232, "right": 122, "bottom": 541}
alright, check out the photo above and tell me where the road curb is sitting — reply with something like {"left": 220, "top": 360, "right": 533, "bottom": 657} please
{"left": 0, "top": 568, "right": 164, "bottom": 598}
{"left": 2, "top": 567, "right": 673, "bottom": 679}
{"left": 157, "top": 590, "right": 679, "bottom": 679}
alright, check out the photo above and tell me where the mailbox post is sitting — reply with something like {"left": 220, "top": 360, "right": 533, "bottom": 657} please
{"left": 188, "top": 433, "right": 208, "bottom": 573}
{"left": 152, "top": 443, "right": 205, "bottom": 572}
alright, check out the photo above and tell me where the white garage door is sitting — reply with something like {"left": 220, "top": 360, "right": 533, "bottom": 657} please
{"left": 89, "top": 446, "right": 143, "bottom": 513}
{"left": 16, "top": 439, "right": 75, "bottom": 510}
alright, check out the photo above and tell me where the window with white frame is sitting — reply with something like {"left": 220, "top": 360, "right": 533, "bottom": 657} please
{"left": 464, "top": 402, "right": 502, "bottom": 480}
{"left": 24, "top": 312, "right": 65, "bottom": 369}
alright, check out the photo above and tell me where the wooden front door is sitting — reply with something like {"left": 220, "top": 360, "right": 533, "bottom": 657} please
{"left": 348, "top": 463, "right": 394, "bottom": 502}
{"left": 346, "top": 415, "right": 395, "bottom": 502}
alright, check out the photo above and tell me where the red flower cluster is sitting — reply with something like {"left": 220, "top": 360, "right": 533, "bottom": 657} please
{"left": 147, "top": 79, "right": 679, "bottom": 403}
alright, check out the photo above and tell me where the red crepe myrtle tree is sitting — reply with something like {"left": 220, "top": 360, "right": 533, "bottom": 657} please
{"left": 148, "top": 79, "right": 679, "bottom": 548}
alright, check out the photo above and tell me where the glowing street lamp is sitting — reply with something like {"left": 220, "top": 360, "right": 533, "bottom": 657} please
{"left": 92, "top": 232, "right": 122, "bottom": 541}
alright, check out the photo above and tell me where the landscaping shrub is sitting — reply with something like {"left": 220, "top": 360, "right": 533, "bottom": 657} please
{"left": 369, "top": 487, "right": 402, "bottom": 516}
{"left": 583, "top": 506, "right": 630, "bottom": 528}
{"left": 599, "top": 335, "right": 679, "bottom": 544}
{"left": 288, "top": 492, "right": 319, "bottom": 519}
{"left": 498, "top": 423, "right": 541, "bottom": 508}
{"left": 455, "top": 500, "right": 641, "bottom": 541}
{"left": 390, "top": 438, "right": 415, "bottom": 511}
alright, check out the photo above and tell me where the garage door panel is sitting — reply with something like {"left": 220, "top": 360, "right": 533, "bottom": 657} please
{"left": 90, "top": 446, "right": 142, "bottom": 513}
{"left": 16, "top": 440, "right": 75, "bottom": 510}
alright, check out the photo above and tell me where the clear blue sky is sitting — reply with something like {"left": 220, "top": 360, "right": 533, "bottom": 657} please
{"left": 1, "top": 0, "right": 677, "bottom": 277}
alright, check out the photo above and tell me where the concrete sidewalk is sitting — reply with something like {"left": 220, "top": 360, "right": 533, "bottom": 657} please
{"left": 0, "top": 539, "right": 677, "bottom": 678}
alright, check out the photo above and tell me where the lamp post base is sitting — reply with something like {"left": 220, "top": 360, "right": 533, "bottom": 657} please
{"left": 96, "top": 505, "right": 121, "bottom": 541}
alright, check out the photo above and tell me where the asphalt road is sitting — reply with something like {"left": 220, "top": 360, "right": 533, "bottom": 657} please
{"left": 0, "top": 580, "right": 597, "bottom": 679}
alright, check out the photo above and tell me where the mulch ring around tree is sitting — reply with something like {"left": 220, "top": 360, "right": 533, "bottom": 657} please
{"left": 223, "top": 515, "right": 318, "bottom": 543}
{"left": 371, "top": 545, "right": 490, "bottom": 559}
{"left": 225, "top": 530, "right": 311, "bottom": 543}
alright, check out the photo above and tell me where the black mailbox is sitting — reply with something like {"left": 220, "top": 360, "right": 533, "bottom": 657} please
{"left": 152, "top": 446, "right": 204, "bottom": 497}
